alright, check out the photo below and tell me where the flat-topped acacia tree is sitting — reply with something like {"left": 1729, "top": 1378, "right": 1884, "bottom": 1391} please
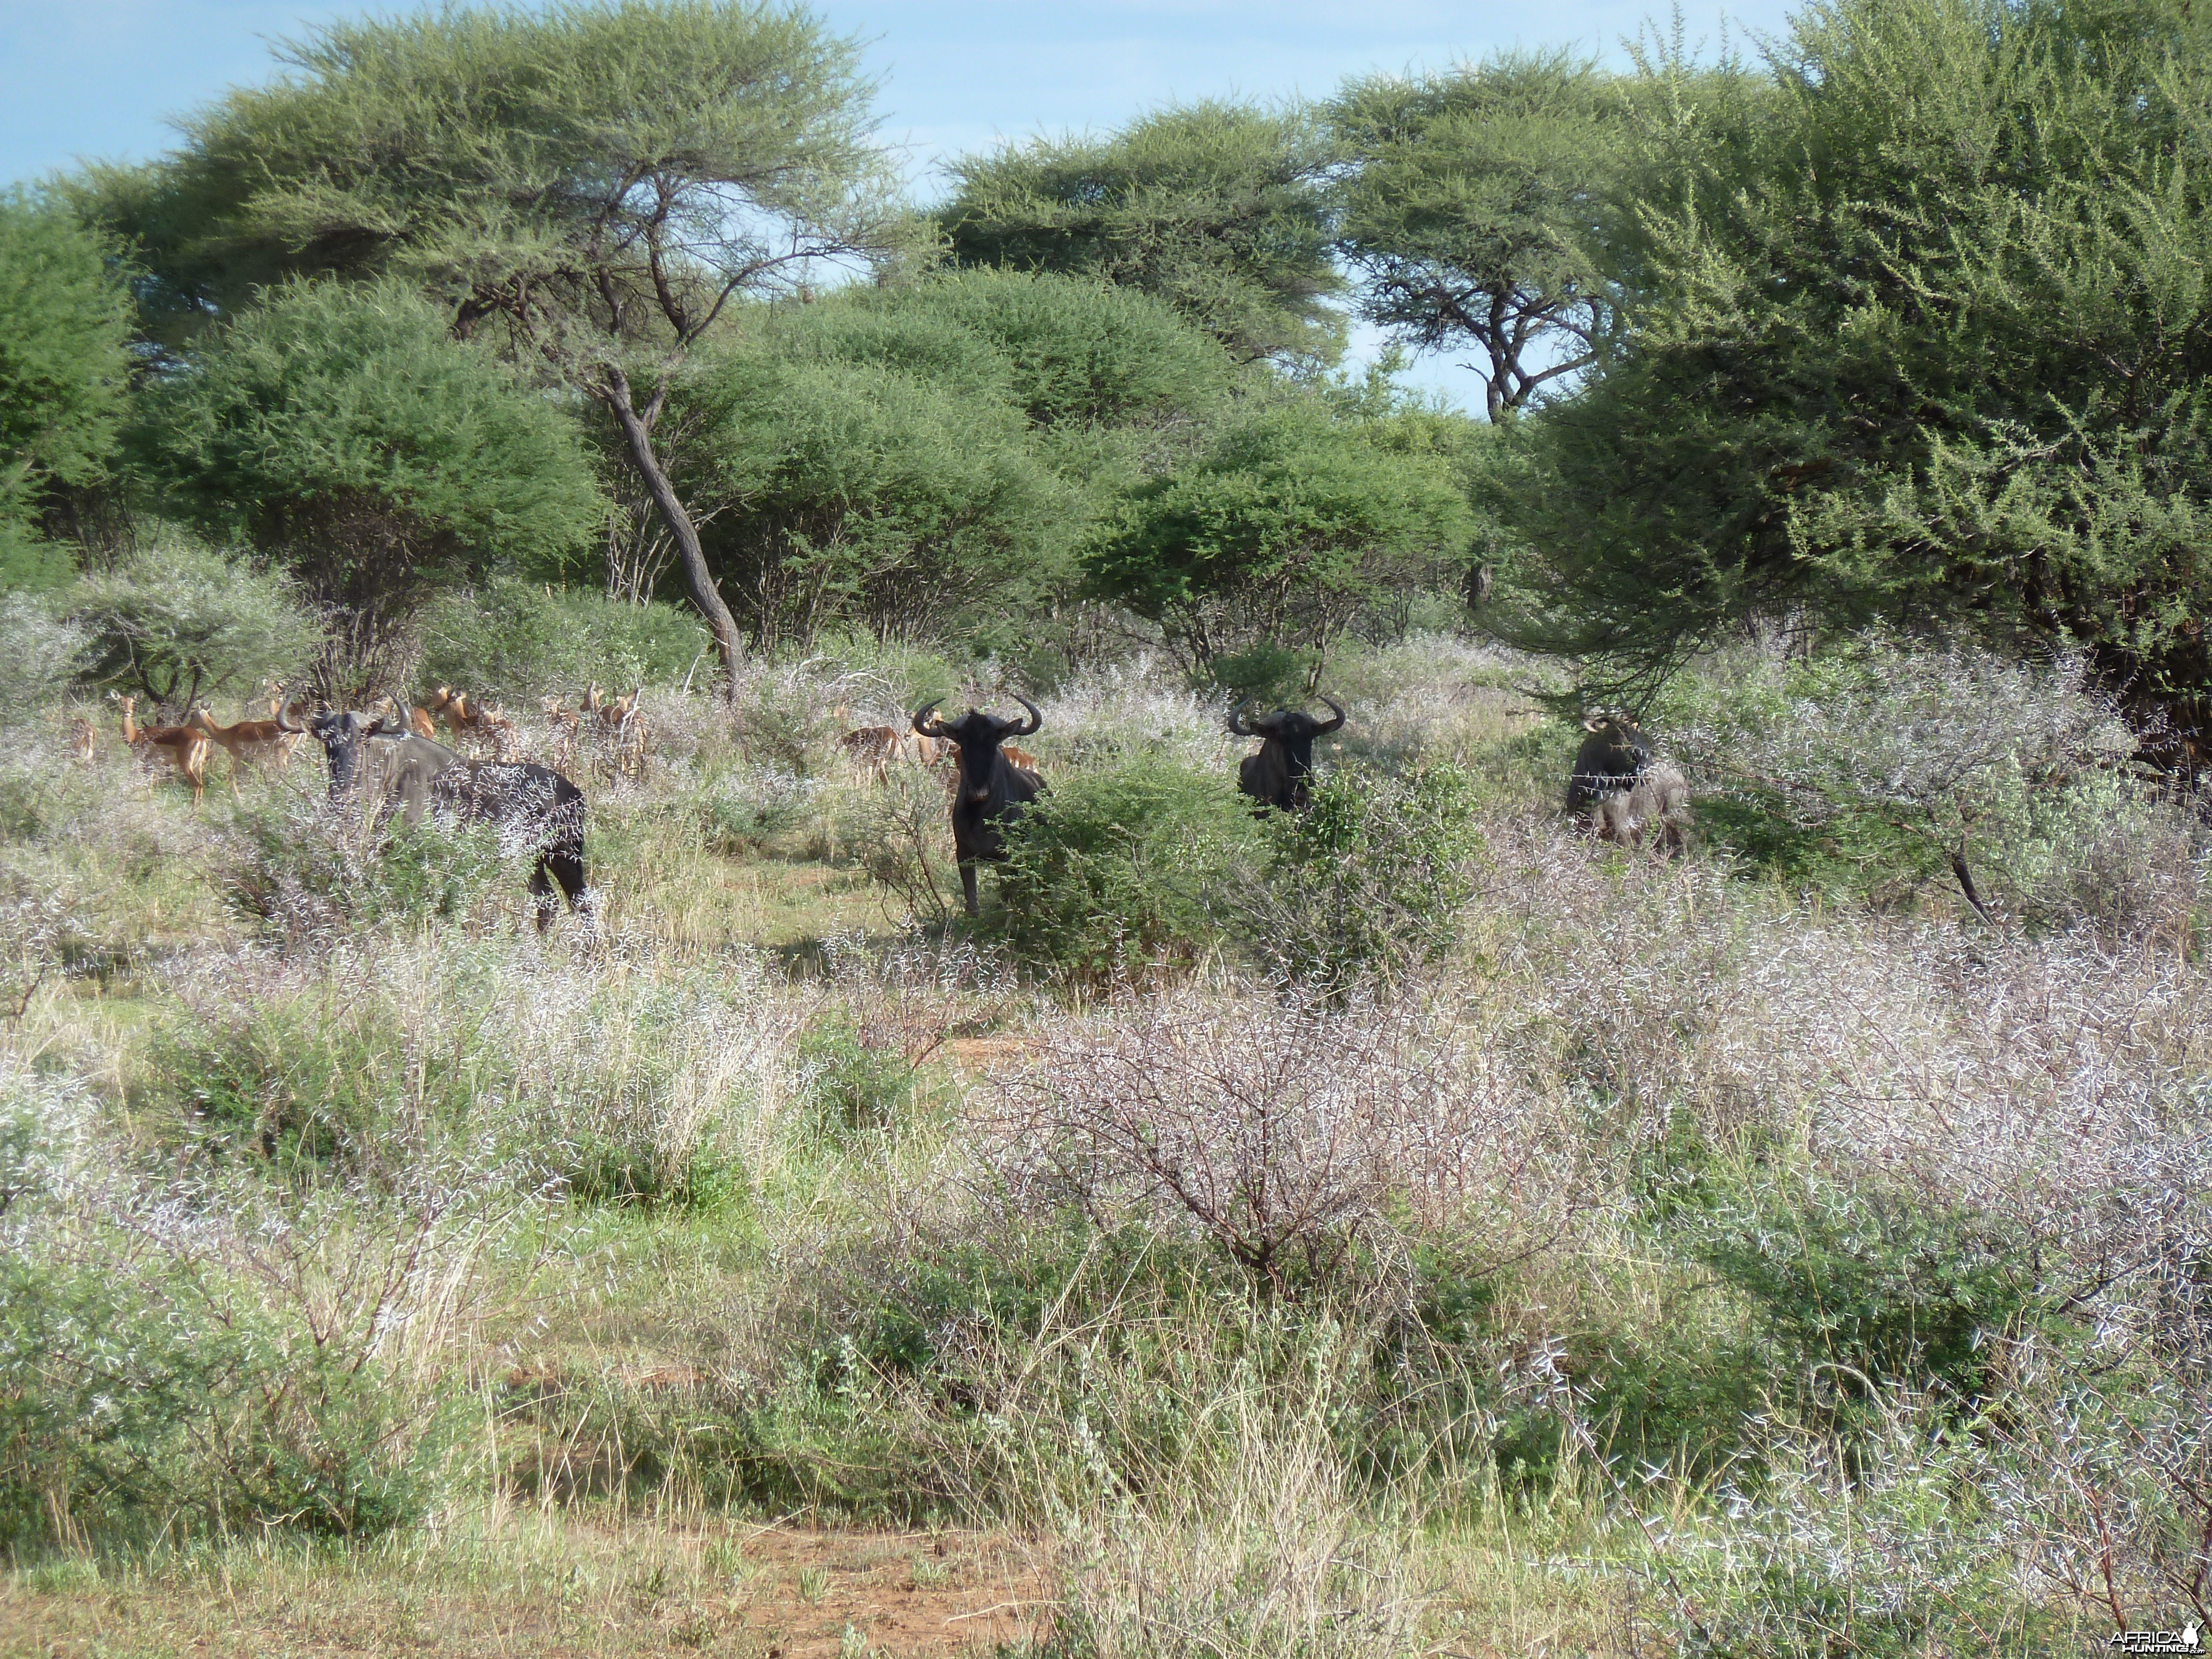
{"left": 93, "top": 1, "right": 916, "bottom": 693}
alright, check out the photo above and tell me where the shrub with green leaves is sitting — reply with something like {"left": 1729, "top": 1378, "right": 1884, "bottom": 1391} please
{"left": 419, "top": 578, "right": 707, "bottom": 705}
{"left": 698, "top": 764, "right": 820, "bottom": 856}
{"left": 796, "top": 1009, "right": 915, "bottom": 1138}
{"left": 0, "top": 1201, "right": 471, "bottom": 1546}
{"left": 996, "top": 759, "right": 1265, "bottom": 982}
{"left": 0, "top": 592, "right": 87, "bottom": 715}
{"left": 220, "top": 797, "right": 518, "bottom": 944}
{"left": 1664, "top": 635, "right": 2189, "bottom": 931}
{"left": 1236, "top": 761, "right": 1483, "bottom": 992}
{"left": 1679, "top": 1165, "right": 2044, "bottom": 1402}
{"left": 66, "top": 535, "right": 322, "bottom": 712}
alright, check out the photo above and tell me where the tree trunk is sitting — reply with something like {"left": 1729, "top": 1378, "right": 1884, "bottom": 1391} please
{"left": 599, "top": 366, "right": 744, "bottom": 695}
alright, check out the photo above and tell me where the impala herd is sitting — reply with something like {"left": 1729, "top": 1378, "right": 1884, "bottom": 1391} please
{"left": 90, "top": 679, "right": 650, "bottom": 797}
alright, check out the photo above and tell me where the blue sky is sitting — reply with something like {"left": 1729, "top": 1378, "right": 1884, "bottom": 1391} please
{"left": 0, "top": 0, "right": 1797, "bottom": 409}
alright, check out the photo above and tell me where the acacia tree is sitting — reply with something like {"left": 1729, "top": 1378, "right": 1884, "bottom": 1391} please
{"left": 1330, "top": 54, "right": 1621, "bottom": 421}
{"left": 941, "top": 102, "right": 1344, "bottom": 371}
{"left": 149, "top": 280, "right": 604, "bottom": 699}
{"left": 86, "top": 2, "right": 916, "bottom": 692}
{"left": 1084, "top": 399, "right": 1474, "bottom": 674}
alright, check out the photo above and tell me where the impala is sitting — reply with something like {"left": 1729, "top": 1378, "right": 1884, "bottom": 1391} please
{"left": 115, "top": 694, "right": 209, "bottom": 804}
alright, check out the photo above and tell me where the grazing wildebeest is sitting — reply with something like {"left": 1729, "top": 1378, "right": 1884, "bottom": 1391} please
{"left": 1568, "top": 711, "right": 1691, "bottom": 853}
{"left": 279, "top": 704, "right": 590, "bottom": 930}
{"left": 1230, "top": 697, "right": 1345, "bottom": 811}
{"left": 911, "top": 696, "right": 1045, "bottom": 916}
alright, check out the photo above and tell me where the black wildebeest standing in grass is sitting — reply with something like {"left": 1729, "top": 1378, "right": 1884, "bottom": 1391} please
{"left": 1230, "top": 697, "right": 1345, "bottom": 811}
{"left": 280, "top": 704, "right": 591, "bottom": 931}
{"left": 1567, "top": 710, "right": 1691, "bottom": 853}
{"left": 912, "top": 696, "right": 1045, "bottom": 916}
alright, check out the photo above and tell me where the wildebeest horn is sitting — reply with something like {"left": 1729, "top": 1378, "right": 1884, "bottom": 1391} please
{"left": 274, "top": 698, "right": 304, "bottom": 733}
{"left": 1227, "top": 705, "right": 1254, "bottom": 737}
{"left": 1312, "top": 696, "right": 1345, "bottom": 734}
{"left": 912, "top": 700, "right": 950, "bottom": 738}
{"left": 1006, "top": 695, "right": 1042, "bottom": 737}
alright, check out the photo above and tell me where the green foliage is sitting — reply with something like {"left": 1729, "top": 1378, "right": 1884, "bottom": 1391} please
{"left": 84, "top": 3, "right": 910, "bottom": 338}
{"left": 997, "top": 760, "right": 1266, "bottom": 982}
{"left": 1086, "top": 399, "right": 1475, "bottom": 669}
{"left": 148, "top": 279, "right": 602, "bottom": 609}
{"left": 1241, "top": 763, "right": 1484, "bottom": 991}
{"left": 0, "top": 191, "right": 133, "bottom": 587}
{"left": 0, "top": 593, "right": 90, "bottom": 716}
{"left": 65, "top": 536, "right": 320, "bottom": 711}
{"left": 887, "top": 269, "right": 1236, "bottom": 430}
{"left": 1504, "top": 0, "right": 2212, "bottom": 746}
{"left": 0, "top": 1241, "right": 459, "bottom": 1546}
{"left": 419, "top": 579, "right": 707, "bottom": 704}
{"left": 1331, "top": 52, "right": 1620, "bottom": 420}
{"left": 1681, "top": 1167, "right": 2044, "bottom": 1402}
{"left": 1662, "top": 635, "right": 2164, "bottom": 925}
{"left": 88, "top": 0, "right": 919, "bottom": 680}
{"left": 698, "top": 764, "right": 818, "bottom": 856}
{"left": 136, "top": 1000, "right": 413, "bottom": 1171}
{"left": 796, "top": 1010, "right": 915, "bottom": 1136}
{"left": 1206, "top": 643, "right": 1314, "bottom": 708}
{"left": 942, "top": 102, "right": 1344, "bottom": 368}
{"left": 685, "top": 332, "right": 1074, "bottom": 649}
{"left": 218, "top": 798, "right": 516, "bottom": 945}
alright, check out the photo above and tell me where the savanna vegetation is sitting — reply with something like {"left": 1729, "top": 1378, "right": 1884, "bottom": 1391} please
{"left": 4, "top": 0, "right": 2211, "bottom": 1653}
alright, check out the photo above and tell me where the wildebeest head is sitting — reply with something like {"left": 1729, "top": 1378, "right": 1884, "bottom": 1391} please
{"left": 1567, "top": 709, "right": 1657, "bottom": 812}
{"left": 914, "top": 697, "right": 1042, "bottom": 801}
{"left": 1229, "top": 698, "right": 1345, "bottom": 786}
{"left": 276, "top": 702, "right": 409, "bottom": 797}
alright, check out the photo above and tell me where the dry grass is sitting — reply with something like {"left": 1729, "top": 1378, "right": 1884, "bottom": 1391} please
{"left": 4, "top": 640, "right": 2210, "bottom": 1652}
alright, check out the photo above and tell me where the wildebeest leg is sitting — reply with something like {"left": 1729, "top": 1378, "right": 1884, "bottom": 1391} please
{"left": 546, "top": 851, "right": 587, "bottom": 917}
{"left": 960, "top": 858, "right": 979, "bottom": 917}
{"left": 529, "top": 861, "right": 560, "bottom": 933}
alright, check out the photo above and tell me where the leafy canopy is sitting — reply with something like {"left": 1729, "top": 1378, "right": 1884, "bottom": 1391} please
{"left": 1085, "top": 398, "right": 1475, "bottom": 669}
{"left": 145, "top": 278, "right": 603, "bottom": 696}
{"left": 1331, "top": 53, "right": 1620, "bottom": 421}
{"left": 685, "top": 328, "right": 1074, "bottom": 650}
{"left": 83, "top": 0, "right": 909, "bottom": 345}
{"left": 941, "top": 102, "right": 1345, "bottom": 370}
{"left": 1500, "top": 0, "right": 2212, "bottom": 751}
{"left": 0, "top": 194, "right": 135, "bottom": 589}
{"left": 149, "top": 278, "right": 603, "bottom": 571}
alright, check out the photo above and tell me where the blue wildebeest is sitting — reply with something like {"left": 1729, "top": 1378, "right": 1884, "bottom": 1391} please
{"left": 1567, "top": 711, "right": 1690, "bottom": 853}
{"left": 911, "top": 696, "right": 1045, "bottom": 916}
{"left": 279, "top": 704, "right": 589, "bottom": 930}
{"left": 1230, "top": 697, "right": 1345, "bottom": 811}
